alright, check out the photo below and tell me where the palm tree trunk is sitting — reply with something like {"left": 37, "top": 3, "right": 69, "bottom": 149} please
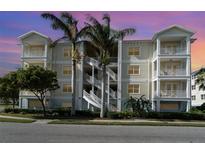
{"left": 71, "top": 59, "right": 76, "bottom": 116}
{"left": 100, "top": 64, "right": 106, "bottom": 118}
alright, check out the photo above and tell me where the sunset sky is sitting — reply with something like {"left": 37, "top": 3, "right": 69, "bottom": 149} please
{"left": 0, "top": 11, "right": 205, "bottom": 76}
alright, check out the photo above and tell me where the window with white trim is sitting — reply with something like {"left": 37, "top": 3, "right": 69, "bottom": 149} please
{"left": 192, "top": 95, "right": 196, "bottom": 100}
{"left": 128, "top": 84, "right": 140, "bottom": 94}
{"left": 63, "top": 66, "right": 72, "bottom": 75}
{"left": 201, "top": 94, "right": 205, "bottom": 100}
{"left": 63, "top": 48, "right": 71, "bottom": 58}
{"left": 128, "top": 65, "right": 140, "bottom": 75}
{"left": 128, "top": 47, "right": 140, "bottom": 56}
{"left": 192, "top": 85, "right": 196, "bottom": 90}
{"left": 63, "top": 84, "right": 72, "bottom": 93}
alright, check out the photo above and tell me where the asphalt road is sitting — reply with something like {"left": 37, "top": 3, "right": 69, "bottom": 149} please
{"left": 0, "top": 123, "right": 205, "bottom": 143}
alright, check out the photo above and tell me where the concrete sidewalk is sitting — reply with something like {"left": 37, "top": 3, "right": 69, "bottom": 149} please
{"left": 0, "top": 115, "right": 33, "bottom": 120}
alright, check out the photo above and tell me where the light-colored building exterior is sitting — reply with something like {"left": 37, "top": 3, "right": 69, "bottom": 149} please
{"left": 18, "top": 25, "right": 195, "bottom": 112}
{"left": 191, "top": 68, "right": 205, "bottom": 106}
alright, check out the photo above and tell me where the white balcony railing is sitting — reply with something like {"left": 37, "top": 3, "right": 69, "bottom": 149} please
{"left": 160, "top": 90, "right": 186, "bottom": 98}
{"left": 23, "top": 50, "right": 45, "bottom": 58}
{"left": 160, "top": 47, "right": 187, "bottom": 55}
{"left": 153, "top": 50, "right": 157, "bottom": 58}
{"left": 20, "top": 91, "right": 50, "bottom": 97}
{"left": 160, "top": 69, "right": 186, "bottom": 76}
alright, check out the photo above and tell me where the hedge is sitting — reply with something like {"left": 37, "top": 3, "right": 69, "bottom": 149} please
{"left": 107, "top": 111, "right": 138, "bottom": 119}
{"left": 107, "top": 111, "right": 205, "bottom": 120}
{"left": 4, "top": 108, "right": 99, "bottom": 117}
{"left": 145, "top": 112, "right": 205, "bottom": 120}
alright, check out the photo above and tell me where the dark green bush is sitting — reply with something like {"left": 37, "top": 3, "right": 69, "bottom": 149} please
{"left": 4, "top": 108, "right": 43, "bottom": 114}
{"left": 107, "top": 111, "right": 137, "bottom": 119}
{"left": 145, "top": 112, "right": 205, "bottom": 120}
{"left": 196, "top": 103, "right": 205, "bottom": 111}
{"left": 50, "top": 108, "right": 71, "bottom": 116}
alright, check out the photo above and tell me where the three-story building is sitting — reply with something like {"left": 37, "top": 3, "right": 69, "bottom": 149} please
{"left": 18, "top": 25, "right": 195, "bottom": 112}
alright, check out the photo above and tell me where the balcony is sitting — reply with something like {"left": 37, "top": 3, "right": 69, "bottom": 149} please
{"left": 23, "top": 50, "right": 45, "bottom": 58}
{"left": 160, "top": 90, "right": 186, "bottom": 98}
{"left": 22, "top": 45, "right": 46, "bottom": 58}
{"left": 160, "top": 69, "right": 186, "bottom": 76}
{"left": 160, "top": 47, "right": 187, "bottom": 55}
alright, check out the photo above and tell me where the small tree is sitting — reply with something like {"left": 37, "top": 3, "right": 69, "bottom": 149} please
{"left": 0, "top": 72, "right": 19, "bottom": 111}
{"left": 17, "top": 66, "right": 60, "bottom": 116}
{"left": 125, "top": 95, "right": 152, "bottom": 116}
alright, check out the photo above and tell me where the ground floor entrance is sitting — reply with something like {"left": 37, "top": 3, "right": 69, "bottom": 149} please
{"left": 153, "top": 100, "right": 189, "bottom": 112}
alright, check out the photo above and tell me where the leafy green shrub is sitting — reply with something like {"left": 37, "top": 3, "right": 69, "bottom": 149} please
{"left": 145, "top": 112, "right": 205, "bottom": 120}
{"left": 196, "top": 103, "right": 205, "bottom": 111}
{"left": 190, "top": 107, "right": 203, "bottom": 114}
{"left": 50, "top": 108, "right": 71, "bottom": 116}
{"left": 124, "top": 95, "right": 152, "bottom": 116}
{"left": 107, "top": 111, "right": 137, "bottom": 119}
{"left": 4, "top": 108, "right": 43, "bottom": 114}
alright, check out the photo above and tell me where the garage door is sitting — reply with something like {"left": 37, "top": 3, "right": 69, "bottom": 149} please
{"left": 160, "top": 103, "right": 179, "bottom": 110}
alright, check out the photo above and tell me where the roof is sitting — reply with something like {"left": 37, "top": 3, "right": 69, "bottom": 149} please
{"left": 18, "top": 31, "right": 50, "bottom": 40}
{"left": 152, "top": 25, "right": 195, "bottom": 40}
{"left": 192, "top": 67, "right": 205, "bottom": 76}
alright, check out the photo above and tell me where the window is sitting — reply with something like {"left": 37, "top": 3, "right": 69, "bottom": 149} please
{"left": 192, "top": 75, "right": 194, "bottom": 79}
{"left": 128, "top": 47, "right": 140, "bottom": 56}
{"left": 63, "top": 66, "right": 72, "bottom": 75}
{"left": 128, "top": 84, "right": 140, "bottom": 94}
{"left": 63, "top": 48, "right": 70, "bottom": 58}
{"left": 63, "top": 84, "right": 72, "bottom": 93}
{"left": 128, "top": 65, "right": 140, "bottom": 75}
{"left": 192, "top": 85, "right": 196, "bottom": 90}
{"left": 62, "top": 102, "right": 72, "bottom": 108}
{"left": 192, "top": 95, "right": 196, "bottom": 100}
{"left": 201, "top": 94, "right": 205, "bottom": 100}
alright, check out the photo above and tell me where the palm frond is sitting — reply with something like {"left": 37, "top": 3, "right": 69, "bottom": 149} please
{"left": 50, "top": 36, "right": 68, "bottom": 47}
{"left": 102, "top": 13, "right": 111, "bottom": 38}
{"left": 116, "top": 28, "right": 136, "bottom": 39}
{"left": 61, "top": 12, "right": 77, "bottom": 25}
{"left": 41, "top": 12, "right": 73, "bottom": 39}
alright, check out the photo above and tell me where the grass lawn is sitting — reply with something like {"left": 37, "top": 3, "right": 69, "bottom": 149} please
{"left": 0, "top": 113, "right": 41, "bottom": 118}
{"left": 0, "top": 117, "right": 35, "bottom": 123}
{"left": 0, "top": 104, "right": 18, "bottom": 112}
{"left": 48, "top": 119, "right": 205, "bottom": 127}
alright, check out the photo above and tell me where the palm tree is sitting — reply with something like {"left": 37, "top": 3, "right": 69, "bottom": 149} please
{"left": 84, "top": 14, "right": 136, "bottom": 118}
{"left": 41, "top": 12, "right": 87, "bottom": 116}
{"left": 195, "top": 71, "right": 205, "bottom": 91}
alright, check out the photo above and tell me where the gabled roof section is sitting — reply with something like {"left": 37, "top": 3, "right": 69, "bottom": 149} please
{"left": 152, "top": 25, "right": 195, "bottom": 40}
{"left": 18, "top": 31, "right": 50, "bottom": 40}
{"left": 192, "top": 67, "right": 205, "bottom": 76}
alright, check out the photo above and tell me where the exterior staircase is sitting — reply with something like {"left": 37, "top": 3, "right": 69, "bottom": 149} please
{"left": 83, "top": 57, "right": 117, "bottom": 109}
{"left": 85, "top": 73, "right": 117, "bottom": 99}
{"left": 83, "top": 90, "right": 101, "bottom": 109}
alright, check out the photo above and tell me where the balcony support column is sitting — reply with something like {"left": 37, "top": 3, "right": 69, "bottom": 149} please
{"left": 156, "top": 38, "right": 160, "bottom": 56}
{"left": 157, "top": 79, "right": 160, "bottom": 97}
{"left": 186, "top": 37, "right": 190, "bottom": 55}
{"left": 117, "top": 39, "right": 122, "bottom": 111}
{"left": 186, "top": 57, "right": 190, "bottom": 76}
{"left": 186, "top": 78, "right": 190, "bottom": 98}
{"left": 186, "top": 100, "right": 191, "bottom": 112}
{"left": 156, "top": 100, "right": 160, "bottom": 112}
{"left": 92, "top": 66, "right": 95, "bottom": 93}
{"left": 107, "top": 74, "right": 110, "bottom": 111}
{"left": 44, "top": 43, "right": 48, "bottom": 68}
